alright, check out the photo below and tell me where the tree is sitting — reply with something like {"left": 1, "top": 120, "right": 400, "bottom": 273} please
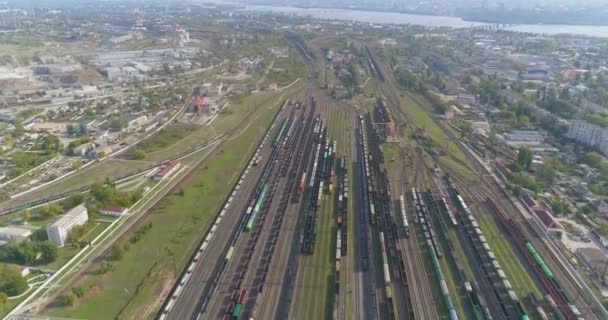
{"left": 37, "top": 241, "right": 58, "bottom": 263}
{"left": 132, "top": 149, "right": 146, "bottom": 160}
{"left": 62, "top": 193, "right": 84, "bottom": 210}
{"left": 0, "top": 292, "right": 7, "bottom": 312}
{"left": 582, "top": 152, "right": 604, "bottom": 169}
{"left": 66, "top": 124, "right": 76, "bottom": 136}
{"left": 517, "top": 147, "right": 533, "bottom": 170}
{"left": 108, "top": 117, "right": 125, "bottom": 131}
{"left": 460, "top": 120, "right": 473, "bottom": 137}
{"left": 536, "top": 162, "right": 556, "bottom": 186}
{"left": 71, "top": 161, "right": 82, "bottom": 171}
{"left": 40, "top": 203, "right": 63, "bottom": 218}
{"left": 109, "top": 245, "right": 124, "bottom": 261}
{"left": 78, "top": 123, "right": 87, "bottom": 135}
{"left": 0, "top": 263, "right": 27, "bottom": 296}
{"left": 90, "top": 182, "right": 116, "bottom": 204}
{"left": 61, "top": 292, "right": 77, "bottom": 306}
{"left": 39, "top": 135, "right": 63, "bottom": 156}
{"left": 549, "top": 197, "right": 569, "bottom": 215}
{"left": 19, "top": 209, "right": 31, "bottom": 223}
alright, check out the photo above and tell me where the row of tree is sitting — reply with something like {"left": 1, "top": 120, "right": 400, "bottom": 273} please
{"left": 0, "top": 240, "right": 58, "bottom": 266}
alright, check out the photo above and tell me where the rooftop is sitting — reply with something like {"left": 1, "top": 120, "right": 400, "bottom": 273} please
{"left": 49, "top": 204, "right": 87, "bottom": 228}
{"left": 0, "top": 226, "right": 32, "bottom": 238}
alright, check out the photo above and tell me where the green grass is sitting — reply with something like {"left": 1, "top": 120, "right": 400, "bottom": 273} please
{"left": 477, "top": 215, "right": 543, "bottom": 304}
{"left": 45, "top": 93, "right": 286, "bottom": 320}
{"left": 399, "top": 95, "right": 468, "bottom": 165}
{"left": 5, "top": 159, "right": 147, "bottom": 208}
{"left": 37, "top": 221, "right": 112, "bottom": 271}
{"left": 439, "top": 156, "right": 475, "bottom": 180}
{"left": 446, "top": 229, "right": 475, "bottom": 281}
{"left": 381, "top": 143, "right": 400, "bottom": 162}
{"left": 267, "top": 55, "right": 306, "bottom": 87}
{"left": 124, "top": 123, "right": 207, "bottom": 158}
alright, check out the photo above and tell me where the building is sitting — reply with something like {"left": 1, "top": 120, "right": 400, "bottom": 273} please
{"left": 504, "top": 130, "right": 545, "bottom": 147}
{"left": 153, "top": 161, "right": 180, "bottom": 180}
{"left": 530, "top": 207, "right": 562, "bottom": 238}
{"left": 495, "top": 162, "right": 512, "bottom": 180}
{"left": 568, "top": 120, "right": 608, "bottom": 157}
{"left": 0, "top": 227, "right": 32, "bottom": 242}
{"left": 269, "top": 47, "right": 289, "bottom": 58}
{"left": 100, "top": 207, "right": 128, "bottom": 216}
{"left": 73, "top": 142, "right": 95, "bottom": 157}
{"left": 46, "top": 204, "right": 89, "bottom": 246}
{"left": 520, "top": 194, "right": 562, "bottom": 237}
{"left": 126, "top": 115, "right": 148, "bottom": 132}
{"left": 520, "top": 69, "right": 549, "bottom": 81}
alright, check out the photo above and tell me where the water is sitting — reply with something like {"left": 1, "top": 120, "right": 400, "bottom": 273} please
{"left": 242, "top": 4, "right": 608, "bottom": 38}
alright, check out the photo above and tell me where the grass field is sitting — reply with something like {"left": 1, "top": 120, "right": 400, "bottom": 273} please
{"left": 123, "top": 123, "right": 211, "bottom": 160}
{"left": 44, "top": 94, "right": 287, "bottom": 320}
{"left": 399, "top": 95, "right": 468, "bottom": 165}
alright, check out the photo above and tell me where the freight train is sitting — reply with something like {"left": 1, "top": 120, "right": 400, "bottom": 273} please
{"left": 486, "top": 198, "right": 578, "bottom": 320}
{"left": 399, "top": 195, "right": 409, "bottom": 237}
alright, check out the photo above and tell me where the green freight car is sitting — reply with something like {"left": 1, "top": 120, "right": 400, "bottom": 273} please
{"left": 525, "top": 242, "right": 554, "bottom": 279}
{"left": 232, "top": 303, "right": 242, "bottom": 319}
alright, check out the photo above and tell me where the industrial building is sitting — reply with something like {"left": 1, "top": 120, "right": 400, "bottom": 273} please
{"left": 0, "top": 226, "right": 32, "bottom": 243}
{"left": 46, "top": 204, "right": 89, "bottom": 246}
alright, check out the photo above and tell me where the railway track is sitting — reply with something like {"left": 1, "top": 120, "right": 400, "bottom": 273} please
{"left": 363, "top": 43, "right": 444, "bottom": 320}
{"left": 196, "top": 89, "right": 317, "bottom": 319}
{"left": 441, "top": 123, "right": 600, "bottom": 320}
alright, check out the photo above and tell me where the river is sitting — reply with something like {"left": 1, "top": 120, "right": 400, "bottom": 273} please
{"left": 241, "top": 4, "right": 608, "bottom": 38}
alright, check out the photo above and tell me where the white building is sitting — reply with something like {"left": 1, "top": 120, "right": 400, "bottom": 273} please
{"left": 0, "top": 227, "right": 32, "bottom": 241}
{"left": 46, "top": 204, "right": 89, "bottom": 246}
{"left": 73, "top": 142, "right": 95, "bottom": 157}
{"left": 126, "top": 115, "right": 149, "bottom": 132}
{"left": 568, "top": 120, "right": 608, "bottom": 157}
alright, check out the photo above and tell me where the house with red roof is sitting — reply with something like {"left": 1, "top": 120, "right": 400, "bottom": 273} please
{"left": 520, "top": 193, "right": 562, "bottom": 237}
{"left": 153, "top": 161, "right": 180, "bottom": 181}
{"left": 100, "top": 207, "right": 128, "bottom": 217}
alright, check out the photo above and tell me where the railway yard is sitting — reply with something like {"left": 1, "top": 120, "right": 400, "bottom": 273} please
{"left": 6, "top": 32, "right": 601, "bottom": 320}
{"left": 3, "top": 4, "right": 608, "bottom": 320}
{"left": 148, "top": 33, "right": 608, "bottom": 320}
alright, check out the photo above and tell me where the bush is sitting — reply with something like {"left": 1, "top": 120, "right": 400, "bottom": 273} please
{"left": 61, "top": 292, "right": 77, "bottom": 306}
{"left": 132, "top": 149, "right": 146, "bottom": 160}
{"left": 0, "top": 264, "right": 27, "bottom": 296}
{"left": 108, "top": 245, "right": 124, "bottom": 261}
